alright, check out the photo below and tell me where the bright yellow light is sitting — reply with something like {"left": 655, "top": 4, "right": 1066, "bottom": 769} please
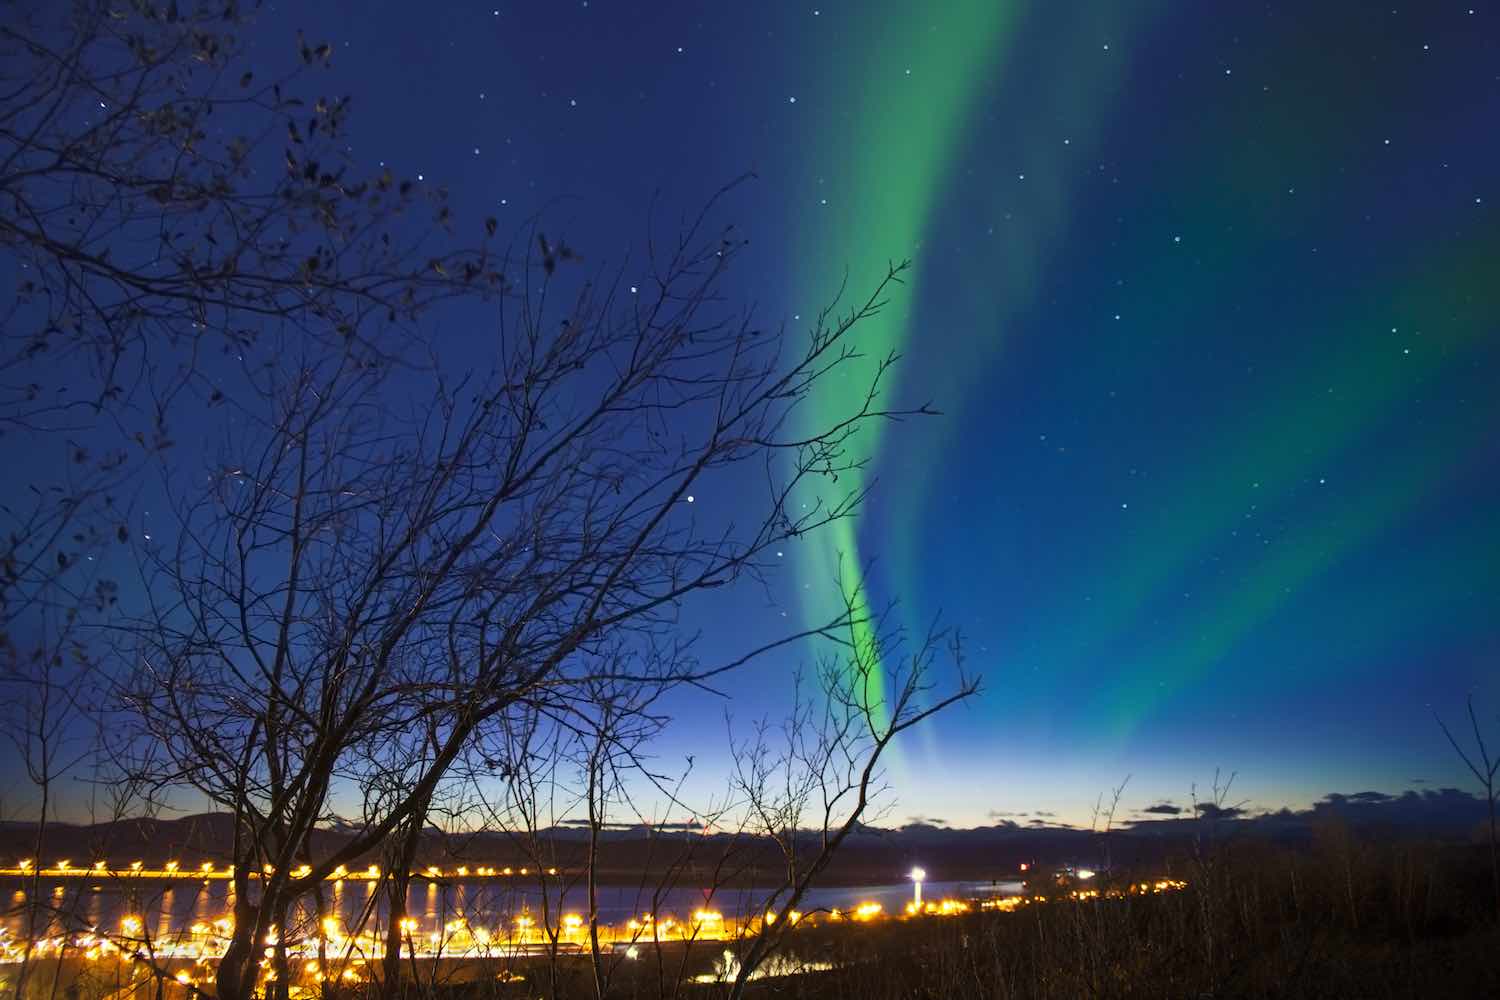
{"left": 55, "top": 859, "right": 71, "bottom": 871}
{"left": 922, "top": 898, "right": 968, "bottom": 916}
{"left": 200, "top": 861, "right": 213, "bottom": 873}
{"left": 502, "top": 867, "right": 513, "bottom": 876}
{"left": 366, "top": 864, "right": 380, "bottom": 878}
{"left": 546, "top": 867, "right": 558, "bottom": 876}
{"left": 456, "top": 866, "right": 468, "bottom": 877}
{"left": 332, "top": 864, "right": 348, "bottom": 880}
{"left": 853, "top": 901, "right": 883, "bottom": 921}
{"left": 399, "top": 918, "right": 419, "bottom": 932}
{"left": 93, "top": 860, "right": 106, "bottom": 872}
{"left": 121, "top": 916, "right": 142, "bottom": 934}
{"left": 425, "top": 866, "right": 441, "bottom": 877}
{"left": 562, "top": 913, "right": 583, "bottom": 930}
{"left": 909, "top": 867, "right": 926, "bottom": 882}
{"left": 981, "top": 896, "right": 1024, "bottom": 912}
{"left": 130, "top": 861, "right": 143, "bottom": 871}
{"left": 18, "top": 859, "right": 33, "bottom": 870}
{"left": 164, "top": 861, "right": 179, "bottom": 873}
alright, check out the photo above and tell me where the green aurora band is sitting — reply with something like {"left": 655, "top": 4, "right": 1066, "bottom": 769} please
{"left": 789, "top": 0, "right": 1017, "bottom": 734}
{"left": 789, "top": 2, "right": 1498, "bottom": 765}
{"left": 790, "top": 1, "right": 1155, "bottom": 739}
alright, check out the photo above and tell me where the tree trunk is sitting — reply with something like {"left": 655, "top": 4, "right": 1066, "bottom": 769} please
{"left": 380, "top": 803, "right": 427, "bottom": 999}
{"left": 215, "top": 930, "right": 258, "bottom": 1000}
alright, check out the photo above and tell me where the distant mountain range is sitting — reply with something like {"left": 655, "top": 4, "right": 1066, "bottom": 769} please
{"left": 1, "top": 788, "right": 1488, "bottom": 886}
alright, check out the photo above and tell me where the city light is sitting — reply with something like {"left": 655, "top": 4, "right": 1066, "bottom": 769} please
{"left": 0, "top": 863, "right": 1193, "bottom": 981}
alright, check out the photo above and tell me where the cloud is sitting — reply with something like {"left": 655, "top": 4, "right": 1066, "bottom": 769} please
{"left": 988, "top": 810, "right": 1029, "bottom": 819}
{"left": 1033, "top": 810, "right": 1057, "bottom": 817}
{"left": 1118, "top": 786, "right": 1491, "bottom": 837}
{"left": 1308, "top": 787, "right": 1487, "bottom": 831}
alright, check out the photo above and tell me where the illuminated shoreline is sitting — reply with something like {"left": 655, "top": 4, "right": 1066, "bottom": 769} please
{"left": 0, "top": 862, "right": 560, "bottom": 882}
{"left": 0, "top": 880, "right": 1190, "bottom": 980}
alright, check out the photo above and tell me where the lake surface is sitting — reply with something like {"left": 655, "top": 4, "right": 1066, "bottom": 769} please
{"left": 2, "top": 876, "right": 1021, "bottom": 940}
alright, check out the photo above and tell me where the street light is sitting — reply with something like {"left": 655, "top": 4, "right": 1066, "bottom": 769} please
{"left": 909, "top": 866, "right": 927, "bottom": 908}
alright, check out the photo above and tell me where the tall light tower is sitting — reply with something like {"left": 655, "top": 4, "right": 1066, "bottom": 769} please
{"left": 909, "top": 867, "right": 927, "bottom": 909}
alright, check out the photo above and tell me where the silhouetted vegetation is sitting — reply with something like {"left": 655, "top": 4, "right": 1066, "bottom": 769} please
{"left": 399, "top": 831, "right": 1500, "bottom": 999}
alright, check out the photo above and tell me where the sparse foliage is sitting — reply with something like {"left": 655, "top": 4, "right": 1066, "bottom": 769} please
{"left": 111, "top": 200, "right": 933, "bottom": 1000}
{"left": 725, "top": 598, "right": 978, "bottom": 998}
{"left": 1437, "top": 696, "right": 1499, "bottom": 920}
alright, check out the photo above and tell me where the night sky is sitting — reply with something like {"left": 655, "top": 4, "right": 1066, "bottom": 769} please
{"left": 13, "top": 2, "right": 1500, "bottom": 828}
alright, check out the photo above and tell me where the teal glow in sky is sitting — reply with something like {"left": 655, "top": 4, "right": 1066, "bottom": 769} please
{"left": 771, "top": 1, "right": 1499, "bottom": 821}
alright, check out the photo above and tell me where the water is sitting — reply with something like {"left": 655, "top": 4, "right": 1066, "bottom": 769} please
{"left": 2, "top": 876, "right": 1020, "bottom": 940}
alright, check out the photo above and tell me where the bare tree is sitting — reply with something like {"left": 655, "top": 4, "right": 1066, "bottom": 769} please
{"left": 1090, "top": 774, "right": 1130, "bottom": 877}
{"left": 1437, "top": 697, "right": 1499, "bottom": 920}
{"left": 1, "top": 2, "right": 504, "bottom": 884}
{"left": 725, "top": 600, "right": 978, "bottom": 998}
{"left": 1, "top": 0, "right": 502, "bottom": 430}
{"left": 109, "top": 181, "right": 926, "bottom": 999}
{"left": 2, "top": 7, "right": 961, "bottom": 1000}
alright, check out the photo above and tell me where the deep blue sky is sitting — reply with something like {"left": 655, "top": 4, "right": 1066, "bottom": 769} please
{"left": 9, "top": 1, "right": 1499, "bottom": 828}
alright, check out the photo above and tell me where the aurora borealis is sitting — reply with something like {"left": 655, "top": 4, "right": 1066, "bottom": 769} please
{"left": 10, "top": 1, "right": 1499, "bottom": 829}
{"left": 768, "top": 1, "right": 1500, "bottom": 820}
